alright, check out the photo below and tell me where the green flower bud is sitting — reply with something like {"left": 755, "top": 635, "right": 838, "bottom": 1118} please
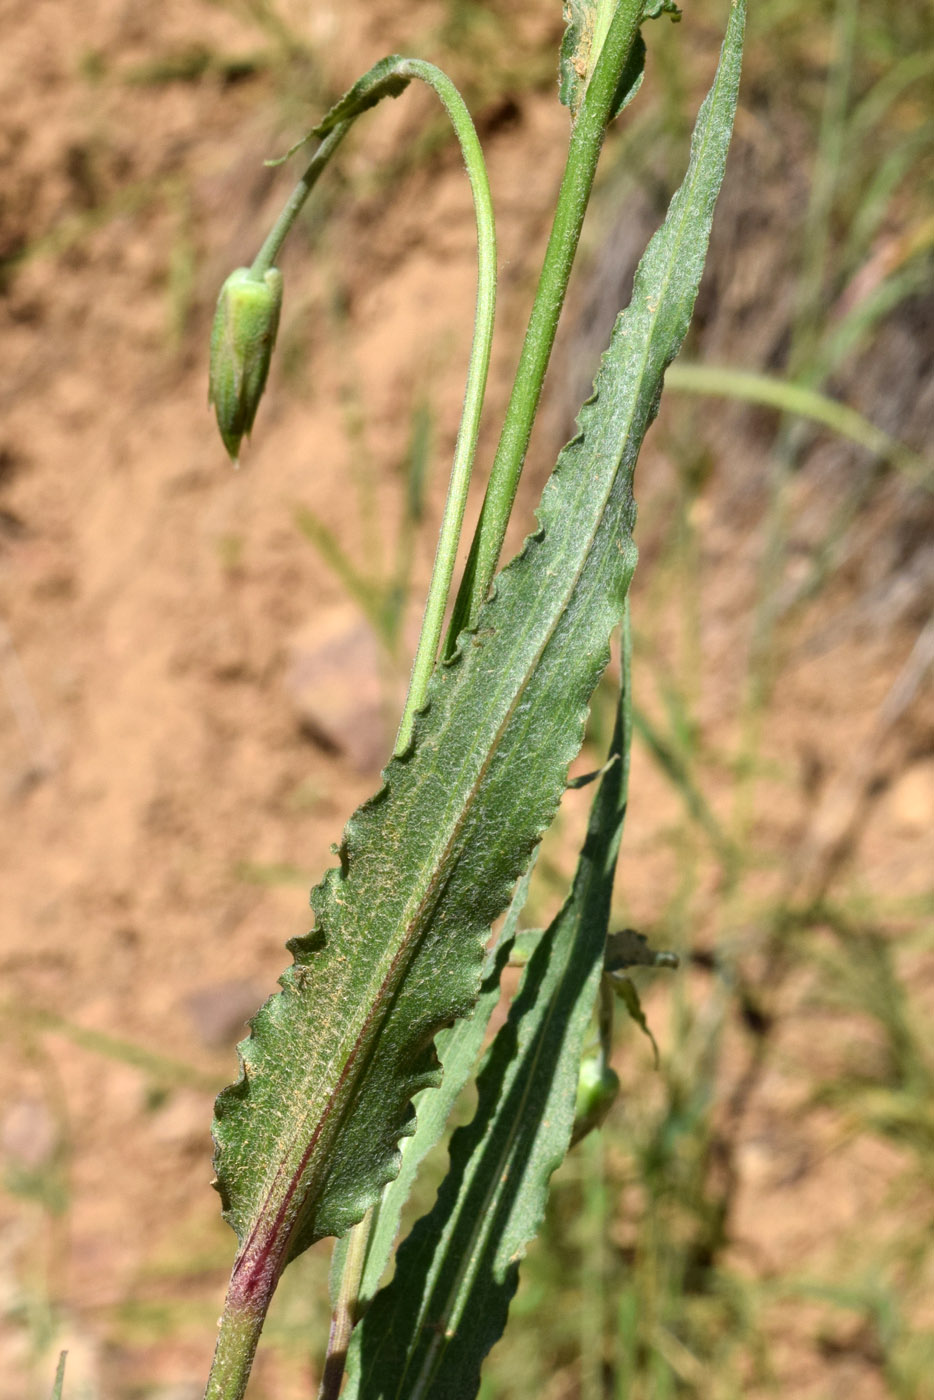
{"left": 208, "top": 266, "right": 284, "bottom": 464}
{"left": 571, "top": 1057, "right": 620, "bottom": 1146}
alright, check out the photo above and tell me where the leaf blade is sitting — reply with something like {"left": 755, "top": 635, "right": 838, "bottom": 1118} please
{"left": 328, "top": 863, "right": 534, "bottom": 1315}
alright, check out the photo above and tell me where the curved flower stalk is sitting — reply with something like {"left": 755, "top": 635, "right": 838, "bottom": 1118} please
{"left": 207, "top": 58, "right": 497, "bottom": 757}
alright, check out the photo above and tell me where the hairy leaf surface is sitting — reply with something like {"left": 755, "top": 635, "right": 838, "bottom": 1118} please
{"left": 211, "top": 0, "right": 744, "bottom": 1325}
{"left": 328, "top": 865, "right": 533, "bottom": 1313}
{"left": 345, "top": 635, "right": 632, "bottom": 1400}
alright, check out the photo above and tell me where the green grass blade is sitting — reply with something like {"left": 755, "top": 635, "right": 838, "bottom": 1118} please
{"left": 631, "top": 704, "right": 736, "bottom": 867}
{"left": 664, "top": 361, "right": 931, "bottom": 486}
{"left": 294, "top": 505, "right": 391, "bottom": 642}
{"left": 5, "top": 1003, "right": 219, "bottom": 1093}
{"left": 49, "top": 1353, "right": 67, "bottom": 1400}
{"left": 206, "top": 3, "right": 743, "bottom": 1388}
{"left": 346, "top": 648, "right": 632, "bottom": 1400}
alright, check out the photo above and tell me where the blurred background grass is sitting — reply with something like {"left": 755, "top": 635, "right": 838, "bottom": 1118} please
{"left": 1, "top": 0, "right": 932, "bottom": 1396}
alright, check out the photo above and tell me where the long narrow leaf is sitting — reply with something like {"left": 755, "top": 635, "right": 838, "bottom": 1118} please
{"left": 345, "top": 618, "right": 633, "bottom": 1400}
{"left": 208, "top": 0, "right": 744, "bottom": 1377}
{"left": 664, "top": 362, "right": 931, "bottom": 485}
{"left": 49, "top": 1354, "right": 67, "bottom": 1400}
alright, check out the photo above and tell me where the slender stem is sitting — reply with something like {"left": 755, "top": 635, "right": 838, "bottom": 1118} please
{"left": 597, "top": 976, "right": 615, "bottom": 1076}
{"left": 445, "top": 0, "right": 644, "bottom": 650}
{"left": 318, "top": 1205, "right": 375, "bottom": 1400}
{"left": 392, "top": 59, "right": 497, "bottom": 755}
{"left": 250, "top": 122, "right": 354, "bottom": 280}
{"left": 204, "top": 1304, "right": 266, "bottom": 1400}
{"left": 231, "top": 58, "right": 498, "bottom": 756}
{"left": 50, "top": 1352, "right": 67, "bottom": 1400}
{"left": 580, "top": 1130, "right": 607, "bottom": 1400}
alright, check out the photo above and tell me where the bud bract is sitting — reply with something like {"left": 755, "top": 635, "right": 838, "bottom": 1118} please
{"left": 571, "top": 1057, "right": 620, "bottom": 1145}
{"left": 208, "top": 266, "right": 284, "bottom": 463}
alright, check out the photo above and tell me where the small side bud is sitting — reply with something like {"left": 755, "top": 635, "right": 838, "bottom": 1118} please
{"left": 571, "top": 1057, "right": 620, "bottom": 1146}
{"left": 208, "top": 266, "right": 284, "bottom": 463}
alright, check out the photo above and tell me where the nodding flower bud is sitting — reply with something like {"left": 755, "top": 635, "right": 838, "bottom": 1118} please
{"left": 208, "top": 266, "right": 284, "bottom": 464}
{"left": 571, "top": 1057, "right": 620, "bottom": 1146}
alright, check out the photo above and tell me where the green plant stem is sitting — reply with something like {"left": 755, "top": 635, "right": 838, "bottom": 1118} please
{"left": 223, "top": 57, "right": 498, "bottom": 756}
{"left": 597, "top": 976, "right": 615, "bottom": 1076}
{"left": 319, "top": 1204, "right": 375, "bottom": 1400}
{"left": 50, "top": 1352, "right": 67, "bottom": 1400}
{"left": 251, "top": 122, "right": 354, "bottom": 279}
{"left": 203, "top": 1305, "right": 265, "bottom": 1400}
{"left": 445, "top": 0, "right": 645, "bottom": 649}
{"left": 391, "top": 60, "right": 497, "bottom": 754}
{"left": 581, "top": 1131, "right": 607, "bottom": 1400}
